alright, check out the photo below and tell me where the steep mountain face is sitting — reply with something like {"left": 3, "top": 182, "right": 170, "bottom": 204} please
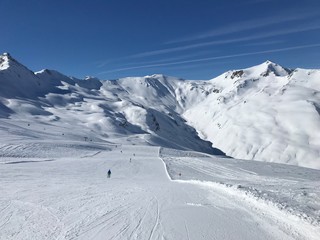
{"left": 0, "top": 53, "right": 319, "bottom": 168}
{"left": 183, "top": 61, "right": 320, "bottom": 169}
{"left": 0, "top": 54, "right": 219, "bottom": 155}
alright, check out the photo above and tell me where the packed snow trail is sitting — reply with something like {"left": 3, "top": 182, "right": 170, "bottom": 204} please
{"left": 0, "top": 145, "right": 319, "bottom": 239}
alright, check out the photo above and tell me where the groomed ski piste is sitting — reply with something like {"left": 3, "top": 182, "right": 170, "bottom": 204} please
{"left": 1, "top": 139, "right": 319, "bottom": 240}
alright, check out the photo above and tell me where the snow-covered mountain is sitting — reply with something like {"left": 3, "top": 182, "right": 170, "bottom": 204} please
{"left": 0, "top": 53, "right": 319, "bottom": 169}
{"left": 183, "top": 61, "right": 320, "bottom": 169}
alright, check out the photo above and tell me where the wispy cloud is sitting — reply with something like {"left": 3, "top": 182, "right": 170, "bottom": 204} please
{"left": 97, "top": 43, "right": 320, "bottom": 74}
{"left": 124, "top": 23, "right": 320, "bottom": 59}
{"left": 96, "top": 13, "right": 320, "bottom": 69}
{"left": 166, "top": 11, "right": 319, "bottom": 44}
{"left": 97, "top": 49, "right": 218, "bottom": 68}
{"left": 112, "top": 50, "right": 218, "bottom": 68}
{"left": 243, "top": 40, "right": 285, "bottom": 47}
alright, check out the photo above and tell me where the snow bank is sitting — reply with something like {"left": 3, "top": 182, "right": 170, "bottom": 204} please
{"left": 160, "top": 147, "right": 320, "bottom": 225}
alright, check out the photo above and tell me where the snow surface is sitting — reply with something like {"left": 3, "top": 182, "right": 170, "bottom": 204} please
{"left": 179, "top": 61, "right": 320, "bottom": 169}
{"left": 1, "top": 53, "right": 319, "bottom": 168}
{"left": 1, "top": 53, "right": 320, "bottom": 239}
{"left": 1, "top": 141, "right": 319, "bottom": 240}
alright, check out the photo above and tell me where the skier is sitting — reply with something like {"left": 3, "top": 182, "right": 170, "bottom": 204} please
{"left": 107, "top": 169, "right": 111, "bottom": 178}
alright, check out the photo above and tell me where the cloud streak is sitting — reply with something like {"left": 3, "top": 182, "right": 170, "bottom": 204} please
{"left": 97, "top": 49, "right": 218, "bottom": 68}
{"left": 114, "top": 50, "right": 217, "bottom": 68}
{"left": 166, "top": 10, "right": 319, "bottom": 44}
{"left": 126, "top": 23, "right": 320, "bottom": 59}
{"left": 97, "top": 43, "right": 320, "bottom": 74}
{"left": 243, "top": 40, "right": 285, "bottom": 47}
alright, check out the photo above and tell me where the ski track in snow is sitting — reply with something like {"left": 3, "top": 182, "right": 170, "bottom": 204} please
{"left": 0, "top": 144, "right": 319, "bottom": 240}
{"left": 148, "top": 197, "right": 160, "bottom": 240}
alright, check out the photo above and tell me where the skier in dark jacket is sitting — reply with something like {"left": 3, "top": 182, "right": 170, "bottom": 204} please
{"left": 107, "top": 169, "right": 111, "bottom": 178}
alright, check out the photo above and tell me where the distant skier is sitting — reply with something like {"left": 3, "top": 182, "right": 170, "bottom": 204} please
{"left": 107, "top": 169, "right": 111, "bottom": 178}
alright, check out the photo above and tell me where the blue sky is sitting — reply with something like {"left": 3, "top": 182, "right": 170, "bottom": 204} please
{"left": 1, "top": 0, "right": 320, "bottom": 79}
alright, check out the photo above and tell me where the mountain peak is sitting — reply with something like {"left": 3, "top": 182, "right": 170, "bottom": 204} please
{"left": 247, "top": 60, "right": 291, "bottom": 77}
{"left": 2, "top": 52, "right": 11, "bottom": 57}
{"left": 84, "top": 76, "right": 100, "bottom": 81}
{"left": 0, "top": 52, "right": 16, "bottom": 62}
{"left": 0, "top": 52, "right": 28, "bottom": 71}
{"left": 264, "top": 60, "right": 276, "bottom": 65}
{"left": 0, "top": 53, "right": 13, "bottom": 70}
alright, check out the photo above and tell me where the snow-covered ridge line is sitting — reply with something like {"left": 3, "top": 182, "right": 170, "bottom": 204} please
{"left": 0, "top": 52, "right": 319, "bottom": 169}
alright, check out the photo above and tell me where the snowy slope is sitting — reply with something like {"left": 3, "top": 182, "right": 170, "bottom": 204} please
{"left": 0, "top": 53, "right": 319, "bottom": 168}
{"left": 0, "top": 53, "right": 219, "bottom": 155}
{"left": 182, "top": 61, "right": 320, "bottom": 169}
{"left": 0, "top": 144, "right": 319, "bottom": 240}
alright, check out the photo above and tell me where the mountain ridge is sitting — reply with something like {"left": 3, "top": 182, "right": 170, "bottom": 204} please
{"left": 0, "top": 53, "right": 319, "bottom": 169}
